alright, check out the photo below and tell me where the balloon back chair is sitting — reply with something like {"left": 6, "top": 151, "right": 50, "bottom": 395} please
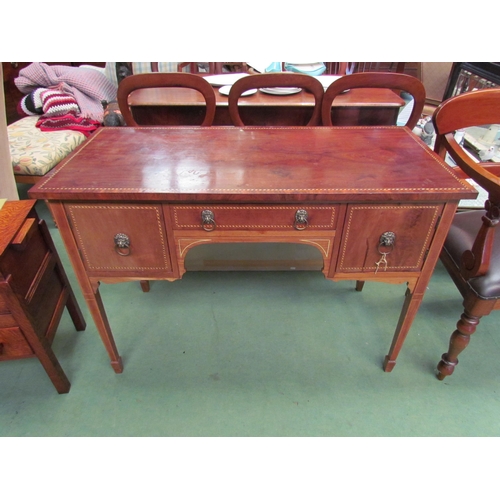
{"left": 432, "top": 88, "right": 500, "bottom": 379}
{"left": 228, "top": 73, "right": 324, "bottom": 126}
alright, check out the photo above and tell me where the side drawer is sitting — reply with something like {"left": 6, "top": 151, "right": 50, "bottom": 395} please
{"left": 337, "top": 204, "right": 442, "bottom": 273}
{"left": 0, "top": 295, "right": 9, "bottom": 315}
{"left": 0, "top": 218, "right": 49, "bottom": 300}
{"left": 66, "top": 203, "right": 172, "bottom": 275}
{"left": 171, "top": 205, "right": 337, "bottom": 232}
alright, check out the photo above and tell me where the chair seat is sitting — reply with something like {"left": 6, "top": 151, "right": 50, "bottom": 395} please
{"left": 443, "top": 210, "right": 500, "bottom": 299}
{"left": 9, "top": 116, "right": 86, "bottom": 176}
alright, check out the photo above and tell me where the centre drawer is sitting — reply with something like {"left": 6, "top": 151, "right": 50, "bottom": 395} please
{"left": 171, "top": 205, "right": 337, "bottom": 231}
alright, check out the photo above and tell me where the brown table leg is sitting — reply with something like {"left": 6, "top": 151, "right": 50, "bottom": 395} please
{"left": 49, "top": 203, "right": 123, "bottom": 373}
{"left": 383, "top": 285, "right": 424, "bottom": 372}
{"left": 384, "top": 202, "right": 459, "bottom": 372}
{"left": 85, "top": 283, "right": 123, "bottom": 373}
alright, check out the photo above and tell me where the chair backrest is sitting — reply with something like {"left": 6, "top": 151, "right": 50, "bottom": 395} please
{"left": 117, "top": 72, "right": 217, "bottom": 126}
{"left": 432, "top": 88, "right": 500, "bottom": 201}
{"left": 321, "top": 72, "right": 425, "bottom": 129}
{"left": 432, "top": 88, "right": 500, "bottom": 279}
{"left": 228, "top": 73, "right": 324, "bottom": 126}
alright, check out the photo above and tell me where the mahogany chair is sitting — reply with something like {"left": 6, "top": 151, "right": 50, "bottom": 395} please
{"left": 228, "top": 73, "right": 324, "bottom": 126}
{"left": 117, "top": 72, "right": 217, "bottom": 126}
{"left": 321, "top": 72, "right": 425, "bottom": 128}
{"left": 431, "top": 88, "right": 500, "bottom": 380}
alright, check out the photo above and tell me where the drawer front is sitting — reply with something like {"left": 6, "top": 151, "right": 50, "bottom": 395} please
{"left": 0, "top": 221, "right": 49, "bottom": 300}
{"left": 171, "top": 205, "right": 337, "bottom": 231}
{"left": 0, "top": 313, "right": 17, "bottom": 328}
{"left": 1, "top": 255, "right": 63, "bottom": 338}
{"left": 0, "top": 326, "right": 34, "bottom": 360}
{"left": 66, "top": 204, "right": 172, "bottom": 274}
{"left": 337, "top": 204, "right": 442, "bottom": 273}
{"left": 26, "top": 259, "right": 64, "bottom": 336}
{"left": 0, "top": 296, "right": 9, "bottom": 315}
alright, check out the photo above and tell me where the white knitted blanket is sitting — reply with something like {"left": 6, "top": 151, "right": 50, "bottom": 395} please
{"left": 15, "top": 63, "right": 117, "bottom": 122}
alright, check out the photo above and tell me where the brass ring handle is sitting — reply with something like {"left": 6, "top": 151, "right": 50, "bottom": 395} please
{"left": 294, "top": 209, "right": 308, "bottom": 230}
{"left": 374, "top": 231, "right": 396, "bottom": 273}
{"left": 114, "top": 233, "right": 131, "bottom": 256}
{"left": 201, "top": 210, "right": 216, "bottom": 232}
{"left": 378, "top": 231, "right": 396, "bottom": 254}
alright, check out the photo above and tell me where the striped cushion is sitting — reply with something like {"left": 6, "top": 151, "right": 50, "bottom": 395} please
{"left": 9, "top": 116, "right": 86, "bottom": 176}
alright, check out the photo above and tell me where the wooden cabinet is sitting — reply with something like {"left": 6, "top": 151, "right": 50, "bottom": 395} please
{"left": 0, "top": 200, "right": 86, "bottom": 393}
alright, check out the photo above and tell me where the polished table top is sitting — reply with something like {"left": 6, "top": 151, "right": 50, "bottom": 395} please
{"left": 30, "top": 126, "right": 475, "bottom": 203}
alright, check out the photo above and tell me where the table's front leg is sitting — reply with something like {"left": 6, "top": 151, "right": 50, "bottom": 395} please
{"left": 383, "top": 202, "right": 458, "bottom": 372}
{"left": 383, "top": 282, "right": 423, "bottom": 372}
{"left": 49, "top": 202, "right": 123, "bottom": 373}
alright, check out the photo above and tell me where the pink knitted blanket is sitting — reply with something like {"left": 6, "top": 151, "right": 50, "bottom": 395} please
{"left": 15, "top": 63, "right": 117, "bottom": 122}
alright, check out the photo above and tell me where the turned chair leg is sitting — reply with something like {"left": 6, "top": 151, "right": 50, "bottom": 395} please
{"left": 436, "top": 311, "right": 480, "bottom": 380}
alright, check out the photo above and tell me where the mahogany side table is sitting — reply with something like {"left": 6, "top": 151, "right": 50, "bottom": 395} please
{"left": 29, "top": 126, "right": 477, "bottom": 376}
